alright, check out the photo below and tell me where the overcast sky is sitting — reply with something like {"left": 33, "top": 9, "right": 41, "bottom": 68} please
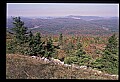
{"left": 7, "top": 3, "right": 119, "bottom": 17}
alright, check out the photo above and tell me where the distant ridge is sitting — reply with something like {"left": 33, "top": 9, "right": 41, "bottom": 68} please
{"left": 7, "top": 15, "right": 119, "bottom": 35}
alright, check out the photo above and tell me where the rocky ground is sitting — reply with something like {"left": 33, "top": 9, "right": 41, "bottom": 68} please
{"left": 6, "top": 54, "right": 118, "bottom": 80}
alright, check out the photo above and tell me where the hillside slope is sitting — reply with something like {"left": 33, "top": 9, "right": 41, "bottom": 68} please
{"left": 6, "top": 54, "right": 118, "bottom": 79}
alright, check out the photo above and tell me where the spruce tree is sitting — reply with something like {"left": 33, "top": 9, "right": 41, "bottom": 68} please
{"left": 103, "top": 33, "right": 118, "bottom": 74}
{"left": 12, "top": 17, "right": 28, "bottom": 44}
{"left": 58, "top": 33, "right": 63, "bottom": 46}
{"left": 25, "top": 31, "right": 35, "bottom": 55}
{"left": 75, "top": 39, "right": 92, "bottom": 66}
{"left": 34, "top": 32, "right": 45, "bottom": 56}
{"left": 105, "top": 33, "right": 118, "bottom": 54}
{"left": 7, "top": 17, "right": 47, "bottom": 56}
{"left": 26, "top": 32, "right": 45, "bottom": 56}
{"left": 45, "top": 37, "right": 55, "bottom": 58}
{"left": 76, "top": 39, "right": 86, "bottom": 57}
{"left": 92, "top": 34, "right": 119, "bottom": 74}
{"left": 7, "top": 17, "right": 28, "bottom": 54}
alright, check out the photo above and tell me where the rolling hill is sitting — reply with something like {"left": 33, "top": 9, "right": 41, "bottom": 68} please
{"left": 6, "top": 16, "right": 119, "bottom": 35}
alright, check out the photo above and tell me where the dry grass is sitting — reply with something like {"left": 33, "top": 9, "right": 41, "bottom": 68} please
{"left": 6, "top": 54, "right": 118, "bottom": 80}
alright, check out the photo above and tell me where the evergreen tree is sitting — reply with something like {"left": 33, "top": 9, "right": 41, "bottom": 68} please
{"left": 64, "top": 41, "right": 74, "bottom": 54}
{"left": 58, "top": 33, "right": 63, "bottom": 46}
{"left": 75, "top": 39, "right": 92, "bottom": 66}
{"left": 7, "top": 17, "right": 28, "bottom": 54}
{"left": 11, "top": 17, "right": 28, "bottom": 44}
{"left": 76, "top": 40, "right": 82, "bottom": 50}
{"left": 105, "top": 33, "right": 118, "bottom": 54}
{"left": 76, "top": 49, "right": 86, "bottom": 57}
{"left": 34, "top": 32, "right": 45, "bottom": 56}
{"left": 91, "top": 34, "right": 119, "bottom": 74}
{"left": 76, "top": 39, "right": 86, "bottom": 57}
{"left": 25, "top": 31, "right": 35, "bottom": 55}
{"left": 103, "top": 34, "right": 118, "bottom": 74}
{"left": 45, "top": 37, "right": 55, "bottom": 58}
{"left": 25, "top": 32, "right": 45, "bottom": 56}
{"left": 7, "top": 17, "right": 46, "bottom": 56}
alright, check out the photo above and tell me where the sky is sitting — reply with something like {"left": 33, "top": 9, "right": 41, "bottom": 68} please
{"left": 7, "top": 3, "right": 119, "bottom": 17}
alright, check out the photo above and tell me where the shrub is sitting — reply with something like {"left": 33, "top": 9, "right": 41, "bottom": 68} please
{"left": 6, "top": 40, "right": 16, "bottom": 54}
{"left": 64, "top": 56, "right": 78, "bottom": 64}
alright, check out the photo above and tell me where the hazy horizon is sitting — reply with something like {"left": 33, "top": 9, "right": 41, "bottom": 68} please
{"left": 7, "top": 15, "right": 119, "bottom": 18}
{"left": 7, "top": 3, "right": 119, "bottom": 17}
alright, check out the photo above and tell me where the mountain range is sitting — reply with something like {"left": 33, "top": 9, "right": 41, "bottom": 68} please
{"left": 6, "top": 15, "right": 119, "bottom": 35}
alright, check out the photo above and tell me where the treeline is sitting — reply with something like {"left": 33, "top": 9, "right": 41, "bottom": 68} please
{"left": 6, "top": 17, "right": 119, "bottom": 75}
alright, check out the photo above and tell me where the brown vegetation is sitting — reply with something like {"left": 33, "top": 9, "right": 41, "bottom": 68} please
{"left": 6, "top": 54, "right": 118, "bottom": 79}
